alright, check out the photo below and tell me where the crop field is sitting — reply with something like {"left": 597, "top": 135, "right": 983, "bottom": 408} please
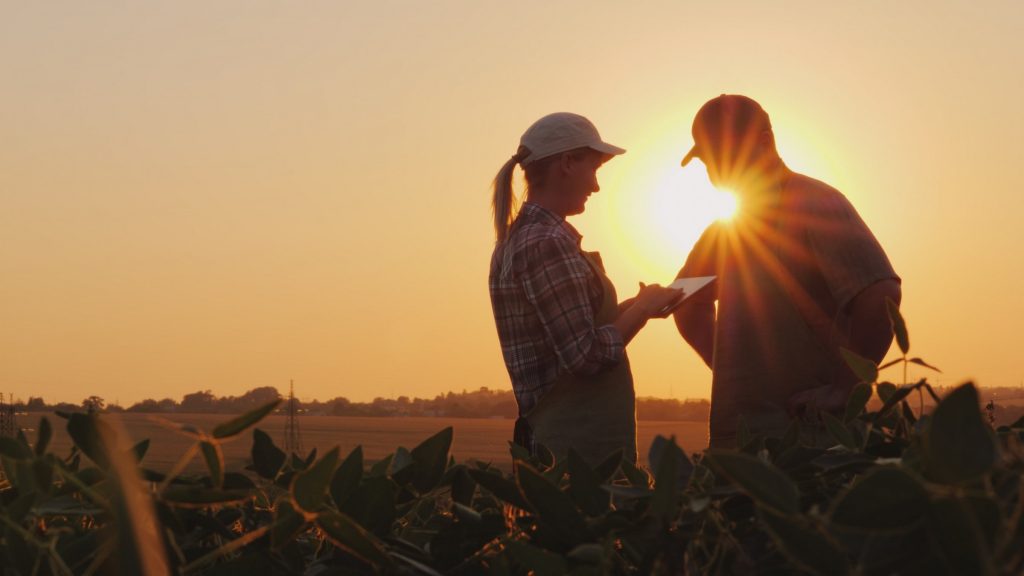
{"left": 23, "top": 412, "right": 708, "bottom": 473}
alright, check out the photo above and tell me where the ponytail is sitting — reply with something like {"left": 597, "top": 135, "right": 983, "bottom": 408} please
{"left": 492, "top": 146, "right": 528, "bottom": 243}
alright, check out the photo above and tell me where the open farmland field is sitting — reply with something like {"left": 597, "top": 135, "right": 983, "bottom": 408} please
{"left": 22, "top": 413, "right": 709, "bottom": 474}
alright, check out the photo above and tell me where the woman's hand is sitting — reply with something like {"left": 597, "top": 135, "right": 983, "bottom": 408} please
{"left": 631, "top": 283, "right": 686, "bottom": 319}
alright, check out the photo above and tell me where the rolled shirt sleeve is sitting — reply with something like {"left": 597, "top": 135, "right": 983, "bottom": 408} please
{"left": 804, "top": 193, "right": 899, "bottom": 310}
{"left": 521, "top": 234, "right": 624, "bottom": 376}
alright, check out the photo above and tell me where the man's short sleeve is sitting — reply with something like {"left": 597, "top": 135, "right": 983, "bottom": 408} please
{"left": 804, "top": 193, "right": 898, "bottom": 310}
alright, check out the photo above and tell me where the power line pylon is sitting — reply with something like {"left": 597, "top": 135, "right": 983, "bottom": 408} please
{"left": 283, "top": 380, "right": 302, "bottom": 455}
{"left": 0, "top": 393, "right": 15, "bottom": 438}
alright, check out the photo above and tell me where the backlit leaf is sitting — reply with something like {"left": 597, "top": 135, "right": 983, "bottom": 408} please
{"left": 200, "top": 441, "right": 224, "bottom": 488}
{"left": 840, "top": 347, "right": 878, "bottom": 384}
{"left": 703, "top": 451, "right": 799, "bottom": 515}
{"left": 822, "top": 412, "right": 857, "bottom": 450}
{"left": 330, "top": 445, "right": 363, "bottom": 508}
{"left": 505, "top": 540, "right": 568, "bottom": 576}
{"left": 830, "top": 466, "right": 928, "bottom": 532}
{"left": 924, "top": 383, "right": 997, "bottom": 484}
{"left": 35, "top": 417, "right": 52, "bottom": 456}
{"left": 410, "top": 427, "right": 452, "bottom": 493}
{"left": 251, "top": 428, "right": 286, "bottom": 480}
{"left": 271, "top": 498, "right": 307, "bottom": 550}
{"left": 318, "top": 511, "right": 395, "bottom": 570}
{"left": 844, "top": 383, "right": 872, "bottom": 422}
{"left": 908, "top": 357, "right": 942, "bottom": 373}
{"left": 567, "top": 449, "right": 609, "bottom": 517}
{"left": 886, "top": 298, "right": 909, "bottom": 355}
{"left": 759, "top": 508, "right": 849, "bottom": 575}
{"left": 212, "top": 399, "right": 281, "bottom": 439}
{"left": 516, "top": 462, "right": 588, "bottom": 545}
{"left": 468, "top": 468, "right": 529, "bottom": 509}
{"left": 162, "top": 487, "right": 250, "bottom": 508}
{"left": 292, "top": 446, "right": 340, "bottom": 513}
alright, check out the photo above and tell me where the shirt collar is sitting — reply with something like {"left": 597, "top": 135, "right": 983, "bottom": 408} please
{"left": 519, "top": 202, "right": 583, "bottom": 244}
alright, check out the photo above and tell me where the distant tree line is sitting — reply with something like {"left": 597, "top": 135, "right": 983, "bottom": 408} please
{"left": 14, "top": 385, "right": 1024, "bottom": 424}
{"left": 15, "top": 386, "right": 710, "bottom": 421}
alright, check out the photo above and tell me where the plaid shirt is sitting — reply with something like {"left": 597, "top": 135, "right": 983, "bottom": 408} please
{"left": 489, "top": 203, "right": 625, "bottom": 414}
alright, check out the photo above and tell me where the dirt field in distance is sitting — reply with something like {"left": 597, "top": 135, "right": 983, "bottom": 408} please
{"left": 21, "top": 413, "right": 709, "bottom": 474}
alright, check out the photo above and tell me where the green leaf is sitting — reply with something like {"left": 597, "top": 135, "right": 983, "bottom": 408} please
{"left": 908, "top": 357, "right": 942, "bottom": 372}
{"left": 35, "top": 417, "right": 52, "bottom": 456}
{"left": 620, "top": 457, "right": 650, "bottom": 487}
{"left": 593, "top": 448, "right": 623, "bottom": 483}
{"left": 928, "top": 497, "right": 994, "bottom": 576}
{"left": 516, "top": 462, "right": 588, "bottom": 545}
{"left": 759, "top": 509, "right": 849, "bottom": 575}
{"left": 410, "top": 427, "right": 452, "bottom": 494}
{"left": 877, "top": 385, "right": 914, "bottom": 416}
{"left": 822, "top": 412, "right": 857, "bottom": 450}
{"left": 649, "top": 436, "right": 690, "bottom": 518}
{"left": 340, "top": 476, "right": 396, "bottom": 536}
{"left": 840, "top": 347, "right": 878, "bottom": 384}
{"left": 251, "top": 428, "right": 286, "bottom": 480}
{"left": 450, "top": 465, "right": 476, "bottom": 506}
{"left": 468, "top": 468, "right": 529, "bottom": 509}
{"left": 271, "top": 498, "right": 308, "bottom": 550}
{"left": 318, "top": 511, "right": 395, "bottom": 570}
{"left": 886, "top": 297, "right": 909, "bottom": 355}
{"left": 829, "top": 467, "right": 929, "bottom": 532}
{"left": 703, "top": 451, "right": 799, "bottom": 515}
{"left": 131, "top": 438, "right": 150, "bottom": 463}
{"left": 844, "top": 383, "right": 872, "bottom": 422}
{"left": 509, "top": 440, "right": 532, "bottom": 463}
{"left": 924, "top": 382, "right": 997, "bottom": 484}
{"left": 212, "top": 399, "right": 281, "bottom": 439}
{"left": 0, "top": 437, "right": 33, "bottom": 460}
{"left": 162, "top": 487, "right": 250, "bottom": 508}
{"left": 200, "top": 441, "right": 224, "bottom": 488}
{"left": 876, "top": 382, "right": 897, "bottom": 403}
{"left": 567, "top": 449, "right": 609, "bottom": 517}
{"left": 390, "top": 446, "right": 416, "bottom": 486}
{"left": 66, "top": 412, "right": 116, "bottom": 468}
{"left": 330, "top": 445, "right": 363, "bottom": 509}
{"left": 648, "top": 435, "right": 693, "bottom": 488}
{"left": 505, "top": 540, "right": 568, "bottom": 576}
{"left": 292, "top": 446, "right": 340, "bottom": 513}
{"left": 368, "top": 454, "right": 393, "bottom": 478}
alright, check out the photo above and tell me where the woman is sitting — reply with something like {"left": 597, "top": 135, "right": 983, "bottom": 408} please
{"left": 489, "top": 112, "right": 682, "bottom": 465}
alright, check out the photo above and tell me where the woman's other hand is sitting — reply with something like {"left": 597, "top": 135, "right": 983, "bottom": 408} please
{"left": 633, "top": 283, "right": 685, "bottom": 319}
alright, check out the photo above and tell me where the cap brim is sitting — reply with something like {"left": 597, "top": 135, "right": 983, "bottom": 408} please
{"left": 680, "top": 145, "right": 699, "bottom": 167}
{"left": 591, "top": 141, "right": 626, "bottom": 157}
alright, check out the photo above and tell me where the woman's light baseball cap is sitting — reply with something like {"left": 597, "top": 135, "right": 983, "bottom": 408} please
{"left": 518, "top": 112, "right": 626, "bottom": 167}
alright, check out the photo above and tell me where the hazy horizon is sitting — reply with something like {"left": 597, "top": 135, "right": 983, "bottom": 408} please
{"left": 3, "top": 1, "right": 1022, "bottom": 406}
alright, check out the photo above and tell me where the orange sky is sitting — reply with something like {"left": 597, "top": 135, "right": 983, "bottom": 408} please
{"left": 2, "top": 1, "right": 1022, "bottom": 406}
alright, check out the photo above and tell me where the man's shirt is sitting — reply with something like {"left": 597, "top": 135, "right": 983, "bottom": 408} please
{"left": 679, "top": 172, "right": 899, "bottom": 443}
{"left": 490, "top": 203, "right": 624, "bottom": 414}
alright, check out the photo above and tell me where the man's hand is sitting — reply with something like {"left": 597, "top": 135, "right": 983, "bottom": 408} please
{"left": 785, "top": 383, "right": 852, "bottom": 419}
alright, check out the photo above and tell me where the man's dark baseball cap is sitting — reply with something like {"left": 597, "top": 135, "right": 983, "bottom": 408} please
{"left": 681, "top": 94, "right": 773, "bottom": 167}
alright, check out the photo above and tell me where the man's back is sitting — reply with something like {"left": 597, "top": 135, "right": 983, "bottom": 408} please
{"left": 679, "top": 172, "right": 898, "bottom": 445}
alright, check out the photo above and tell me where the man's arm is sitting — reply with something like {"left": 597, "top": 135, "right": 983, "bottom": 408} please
{"left": 846, "top": 278, "right": 902, "bottom": 366}
{"left": 786, "top": 278, "right": 902, "bottom": 415}
{"left": 674, "top": 302, "right": 715, "bottom": 369}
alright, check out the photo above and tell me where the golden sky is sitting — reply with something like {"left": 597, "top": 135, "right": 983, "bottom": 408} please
{"left": 2, "top": 1, "right": 1022, "bottom": 406}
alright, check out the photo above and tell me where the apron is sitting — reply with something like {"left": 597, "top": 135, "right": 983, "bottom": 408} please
{"left": 524, "top": 251, "right": 638, "bottom": 467}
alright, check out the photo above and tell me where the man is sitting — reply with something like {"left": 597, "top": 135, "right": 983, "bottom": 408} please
{"left": 674, "top": 95, "right": 901, "bottom": 447}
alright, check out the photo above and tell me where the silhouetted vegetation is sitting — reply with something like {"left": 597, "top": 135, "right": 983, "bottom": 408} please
{"left": 2, "top": 305, "right": 1024, "bottom": 574}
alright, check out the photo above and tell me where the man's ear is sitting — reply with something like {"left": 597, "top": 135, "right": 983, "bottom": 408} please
{"left": 558, "top": 151, "right": 574, "bottom": 174}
